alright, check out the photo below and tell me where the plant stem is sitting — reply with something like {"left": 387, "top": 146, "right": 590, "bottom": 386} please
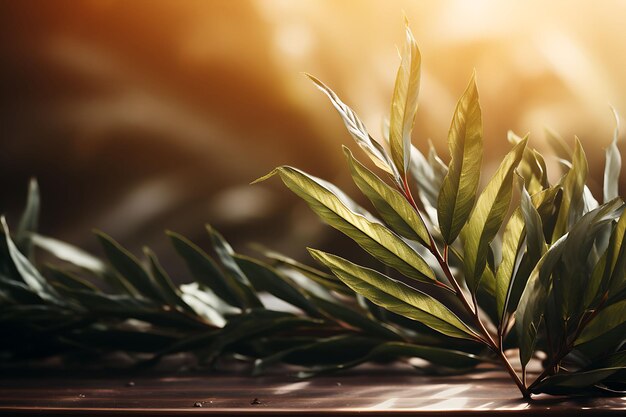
{"left": 400, "top": 176, "right": 530, "bottom": 399}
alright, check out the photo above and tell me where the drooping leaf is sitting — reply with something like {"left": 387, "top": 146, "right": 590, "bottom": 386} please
{"left": 461, "top": 139, "right": 527, "bottom": 292}
{"left": 344, "top": 146, "right": 429, "bottom": 245}
{"left": 604, "top": 107, "right": 622, "bottom": 203}
{"left": 389, "top": 22, "right": 421, "bottom": 178}
{"left": 254, "top": 167, "right": 435, "bottom": 283}
{"left": 308, "top": 249, "right": 479, "bottom": 340}
{"left": 308, "top": 295, "right": 402, "bottom": 340}
{"left": 296, "top": 340, "right": 484, "bottom": 378}
{"left": 305, "top": 73, "right": 396, "bottom": 178}
{"left": 551, "top": 137, "right": 588, "bottom": 242}
{"left": 532, "top": 351, "right": 626, "bottom": 393}
{"left": 438, "top": 73, "right": 483, "bottom": 244}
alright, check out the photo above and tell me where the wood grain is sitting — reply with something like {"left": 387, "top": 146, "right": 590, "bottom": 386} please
{"left": 0, "top": 364, "right": 624, "bottom": 415}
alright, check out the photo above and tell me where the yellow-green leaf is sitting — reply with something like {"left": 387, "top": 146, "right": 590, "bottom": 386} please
{"left": 344, "top": 146, "right": 429, "bottom": 246}
{"left": 551, "top": 137, "right": 588, "bottom": 242}
{"left": 389, "top": 22, "right": 421, "bottom": 178}
{"left": 254, "top": 167, "right": 435, "bottom": 282}
{"left": 308, "top": 249, "right": 478, "bottom": 340}
{"left": 438, "top": 73, "right": 483, "bottom": 244}
{"left": 462, "top": 139, "right": 527, "bottom": 292}
{"left": 576, "top": 299, "right": 626, "bottom": 345}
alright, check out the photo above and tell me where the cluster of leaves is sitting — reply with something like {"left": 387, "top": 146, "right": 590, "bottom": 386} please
{"left": 1, "top": 180, "right": 488, "bottom": 379}
{"left": 256, "top": 23, "right": 626, "bottom": 398}
{"left": 1, "top": 23, "right": 626, "bottom": 401}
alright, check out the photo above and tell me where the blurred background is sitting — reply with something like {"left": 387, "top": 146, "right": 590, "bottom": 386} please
{"left": 1, "top": 0, "right": 625, "bottom": 268}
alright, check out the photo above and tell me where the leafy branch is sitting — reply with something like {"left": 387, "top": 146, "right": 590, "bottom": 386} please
{"left": 1, "top": 20, "right": 626, "bottom": 401}
{"left": 256, "top": 21, "right": 626, "bottom": 398}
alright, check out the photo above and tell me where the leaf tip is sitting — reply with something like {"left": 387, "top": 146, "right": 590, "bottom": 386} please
{"left": 250, "top": 168, "right": 280, "bottom": 185}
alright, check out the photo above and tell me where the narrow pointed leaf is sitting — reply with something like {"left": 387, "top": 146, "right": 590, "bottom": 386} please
{"left": 520, "top": 186, "right": 546, "bottom": 264}
{"left": 345, "top": 147, "right": 429, "bottom": 245}
{"left": 389, "top": 23, "right": 421, "bottom": 177}
{"left": 409, "top": 143, "right": 447, "bottom": 223}
{"left": 234, "top": 254, "right": 319, "bottom": 317}
{"left": 556, "top": 199, "right": 623, "bottom": 318}
{"left": 16, "top": 178, "right": 40, "bottom": 258}
{"left": 95, "top": 231, "right": 164, "bottom": 302}
{"left": 1, "top": 217, "right": 59, "bottom": 303}
{"left": 575, "top": 299, "right": 626, "bottom": 345}
{"left": 305, "top": 73, "right": 395, "bottom": 177}
{"left": 206, "top": 225, "right": 263, "bottom": 309}
{"left": 32, "top": 233, "right": 107, "bottom": 274}
{"left": 551, "top": 137, "right": 588, "bottom": 241}
{"left": 255, "top": 167, "right": 435, "bottom": 282}
{"left": 144, "top": 247, "right": 196, "bottom": 314}
{"left": 462, "top": 139, "right": 526, "bottom": 292}
{"left": 516, "top": 234, "right": 568, "bottom": 366}
{"left": 604, "top": 108, "right": 622, "bottom": 203}
{"left": 167, "top": 231, "right": 246, "bottom": 309}
{"left": 309, "top": 249, "right": 478, "bottom": 340}
{"left": 438, "top": 74, "right": 483, "bottom": 244}
{"left": 309, "top": 295, "right": 402, "bottom": 340}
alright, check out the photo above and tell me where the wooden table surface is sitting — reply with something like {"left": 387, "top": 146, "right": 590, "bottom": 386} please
{"left": 0, "top": 364, "right": 625, "bottom": 415}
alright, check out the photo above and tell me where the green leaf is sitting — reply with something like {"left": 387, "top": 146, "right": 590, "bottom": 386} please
{"left": 308, "top": 249, "right": 478, "bottom": 340}
{"left": 533, "top": 351, "right": 626, "bottom": 392}
{"left": 604, "top": 107, "right": 622, "bottom": 203}
{"left": 95, "top": 231, "right": 164, "bottom": 302}
{"left": 206, "top": 225, "right": 263, "bottom": 309}
{"left": 344, "top": 146, "right": 429, "bottom": 246}
{"left": 144, "top": 247, "right": 196, "bottom": 314}
{"left": 16, "top": 178, "right": 40, "bottom": 258}
{"left": 556, "top": 199, "right": 623, "bottom": 319}
{"left": 167, "top": 231, "right": 247, "bottom": 309}
{"left": 461, "top": 139, "right": 527, "bottom": 292}
{"left": 254, "top": 166, "right": 435, "bottom": 283}
{"left": 46, "top": 267, "right": 100, "bottom": 292}
{"left": 515, "top": 234, "right": 568, "bottom": 367}
{"left": 438, "top": 73, "right": 483, "bottom": 244}
{"left": 551, "top": 137, "right": 588, "bottom": 242}
{"left": 296, "top": 340, "right": 483, "bottom": 378}
{"left": 520, "top": 186, "right": 547, "bottom": 264}
{"left": 389, "top": 22, "right": 421, "bottom": 178}
{"left": 234, "top": 254, "right": 320, "bottom": 317}
{"left": 409, "top": 142, "right": 447, "bottom": 224}
{"left": 1, "top": 217, "right": 60, "bottom": 304}
{"left": 575, "top": 299, "right": 626, "bottom": 345}
{"left": 32, "top": 233, "right": 107, "bottom": 274}
{"left": 607, "top": 207, "right": 626, "bottom": 296}
{"left": 305, "top": 73, "right": 396, "bottom": 178}
{"left": 309, "top": 295, "right": 402, "bottom": 340}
